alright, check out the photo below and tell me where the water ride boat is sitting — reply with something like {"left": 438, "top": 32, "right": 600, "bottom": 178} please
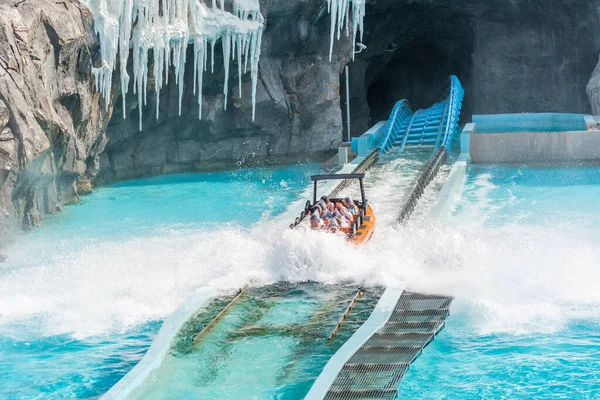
{"left": 290, "top": 173, "right": 376, "bottom": 245}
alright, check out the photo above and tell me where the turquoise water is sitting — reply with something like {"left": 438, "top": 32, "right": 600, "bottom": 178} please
{"left": 131, "top": 283, "right": 383, "bottom": 399}
{"left": 398, "top": 164, "right": 600, "bottom": 398}
{"left": 455, "top": 164, "right": 600, "bottom": 233}
{"left": 401, "top": 313, "right": 600, "bottom": 398}
{"left": 0, "top": 164, "right": 320, "bottom": 399}
{"left": 472, "top": 113, "right": 587, "bottom": 133}
{"left": 7, "top": 154, "right": 599, "bottom": 399}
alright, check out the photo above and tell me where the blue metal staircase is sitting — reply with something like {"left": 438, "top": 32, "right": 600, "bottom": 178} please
{"left": 379, "top": 76, "right": 465, "bottom": 155}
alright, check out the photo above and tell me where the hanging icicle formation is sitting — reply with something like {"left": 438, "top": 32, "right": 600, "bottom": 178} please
{"left": 83, "top": 0, "right": 264, "bottom": 130}
{"left": 325, "top": 0, "right": 365, "bottom": 62}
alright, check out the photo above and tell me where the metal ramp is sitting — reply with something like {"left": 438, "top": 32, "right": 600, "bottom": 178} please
{"left": 379, "top": 76, "right": 464, "bottom": 155}
{"left": 322, "top": 292, "right": 453, "bottom": 400}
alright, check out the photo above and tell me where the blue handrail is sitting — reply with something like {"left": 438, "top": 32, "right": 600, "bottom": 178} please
{"left": 378, "top": 99, "right": 412, "bottom": 154}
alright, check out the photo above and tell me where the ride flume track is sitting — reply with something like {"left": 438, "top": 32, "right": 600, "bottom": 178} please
{"left": 379, "top": 75, "right": 464, "bottom": 156}
{"left": 396, "top": 146, "right": 447, "bottom": 224}
{"left": 329, "top": 149, "right": 380, "bottom": 198}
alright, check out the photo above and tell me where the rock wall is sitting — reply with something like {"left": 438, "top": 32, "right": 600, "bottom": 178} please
{"left": 356, "top": 0, "right": 600, "bottom": 128}
{"left": 96, "top": 0, "right": 352, "bottom": 184}
{"left": 0, "top": 0, "right": 109, "bottom": 236}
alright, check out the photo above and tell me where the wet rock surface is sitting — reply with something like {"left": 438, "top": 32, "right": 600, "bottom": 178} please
{"left": 0, "top": 0, "right": 109, "bottom": 231}
{"left": 96, "top": 0, "right": 352, "bottom": 183}
{"left": 359, "top": 0, "right": 600, "bottom": 127}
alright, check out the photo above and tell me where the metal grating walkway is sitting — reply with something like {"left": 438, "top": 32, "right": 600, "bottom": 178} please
{"left": 323, "top": 291, "right": 453, "bottom": 400}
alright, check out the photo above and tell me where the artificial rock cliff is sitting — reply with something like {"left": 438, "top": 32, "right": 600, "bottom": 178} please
{"left": 2, "top": 0, "right": 600, "bottom": 236}
{"left": 0, "top": 0, "right": 110, "bottom": 239}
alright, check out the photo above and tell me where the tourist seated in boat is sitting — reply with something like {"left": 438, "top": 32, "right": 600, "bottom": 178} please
{"left": 335, "top": 202, "right": 354, "bottom": 221}
{"left": 327, "top": 202, "right": 335, "bottom": 213}
{"left": 343, "top": 196, "right": 359, "bottom": 215}
{"left": 333, "top": 211, "right": 350, "bottom": 229}
{"left": 310, "top": 213, "right": 326, "bottom": 229}
{"left": 328, "top": 217, "right": 340, "bottom": 233}
{"left": 318, "top": 198, "right": 328, "bottom": 212}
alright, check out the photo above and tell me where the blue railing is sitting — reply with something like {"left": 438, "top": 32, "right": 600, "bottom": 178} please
{"left": 378, "top": 99, "right": 413, "bottom": 154}
{"left": 378, "top": 76, "right": 464, "bottom": 155}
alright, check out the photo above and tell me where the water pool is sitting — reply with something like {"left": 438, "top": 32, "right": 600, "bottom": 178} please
{"left": 397, "top": 164, "right": 600, "bottom": 398}
{"left": 0, "top": 163, "right": 321, "bottom": 399}
{"left": 0, "top": 151, "right": 467, "bottom": 399}
{"left": 130, "top": 283, "right": 384, "bottom": 399}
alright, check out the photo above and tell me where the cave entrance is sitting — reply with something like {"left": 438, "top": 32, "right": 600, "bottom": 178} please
{"left": 365, "top": 26, "right": 474, "bottom": 127}
{"left": 356, "top": 6, "right": 475, "bottom": 130}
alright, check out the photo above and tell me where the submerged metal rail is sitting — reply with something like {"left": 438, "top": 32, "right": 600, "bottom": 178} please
{"left": 322, "top": 291, "right": 453, "bottom": 400}
{"left": 396, "top": 146, "right": 447, "bottom": 224}
{"left": 328, "top": 286, "right": 365, "bottom": 341}
{"left": 192, "top": 286, "right": 248, "bottom": 343}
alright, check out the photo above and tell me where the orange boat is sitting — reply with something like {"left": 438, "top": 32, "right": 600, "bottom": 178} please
{"left": 290, "top": 173, "right": 376, "bottom": 245}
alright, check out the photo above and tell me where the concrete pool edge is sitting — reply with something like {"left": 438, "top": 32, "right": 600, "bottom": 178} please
{"left": 304, "top": 287, "right": 404, "bottom": 400}
{"left": 101, "top": 287, "right": 218, "bottom": 400}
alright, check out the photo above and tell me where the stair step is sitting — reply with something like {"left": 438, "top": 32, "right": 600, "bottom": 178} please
{"left": 388, "top": 309, "right": 450, "bottom": 323}
{"left": 364, "top": 332, "right": 434, "bottom": 347}
{"left": 405, "top": 139, "right": 436, "bottom": 145}
{"left": 325, "top": 388, "right": 399, "bottom": 400}
{"left": 328, "top": 364, "right": 409, "bottom": 393}
{"left": 379, "top": 321, "right": 444, "bottom": 334}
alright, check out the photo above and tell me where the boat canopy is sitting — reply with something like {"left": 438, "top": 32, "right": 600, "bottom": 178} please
{"left": 310, "top": 174, "right": 366, "bottom": 205}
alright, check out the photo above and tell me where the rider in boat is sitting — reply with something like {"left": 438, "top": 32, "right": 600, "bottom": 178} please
{"left": 344, "top": 196, "right": 359, "bottom": 215}
{"left": 335, "top": 202, "right": 354, "bottom": 221}
{"left": 333, "top": 211, "right": 350, "bottom": 229}
{"left": 328, "top": 217, "right": 340, "bottom": 233}
{"left": 310, "top": 212, "right": 326, "bottom": 229}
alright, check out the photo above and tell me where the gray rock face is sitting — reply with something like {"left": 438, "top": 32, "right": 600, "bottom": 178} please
{"left": 0, "top": 0, "right": 109, "bottom": 234}
{"left": 96, "top": 0, "right": 352, "bottom": 183}
{"left": 587, "top": 54, "right": 600, "bottom": 114}
{"left": 358, "top": 0, "right": 600, "bottom": 127}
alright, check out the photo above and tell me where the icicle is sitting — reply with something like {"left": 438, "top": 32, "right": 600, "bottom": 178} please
{"left": 244, "top": 33, "right": 250, "bottom": 73}
{"left": 82, "top": 0, "right": 265, "bottom": 129}
{"left": 237, "top": 34, "right": 242, "bottom": 98}
{"left": 193, "top": 42, "right": 198, "bottom": 96}
{"left": 210, "top": 39, "right": 215, "bottom": 73}
{"left": 177, "top": 39, "right": 188, "bottom": 116}
{"left": 203, "top": 37, "right": 208, "bottom": 72}
{"left": 328, "top": 0, "right": 337, "bottom": 62}
{"left": 345, "top": 0, "right": 350, "bottom": 37}
{"left": 250, "top": 25, "right": 262, "bottom": 122}
{"left": 197, "top": 41, "right": 205, "bottom": 120}
{"left": 325, "top": 0, "right": 367, "bottom": 62}
{"left": 222, "top": 32, "right": 231, "bottom": 110}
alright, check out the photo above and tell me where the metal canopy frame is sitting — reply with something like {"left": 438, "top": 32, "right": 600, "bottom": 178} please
{"left": 311, "top": 174, "right": 366, "bottom": 205}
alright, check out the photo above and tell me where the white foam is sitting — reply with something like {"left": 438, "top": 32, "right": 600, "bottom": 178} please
{"left": 1, "top": 161, "right": 600, "bottom": 339}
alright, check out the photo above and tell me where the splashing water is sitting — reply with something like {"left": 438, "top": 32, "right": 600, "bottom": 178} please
{"left": 2, "top": 157, "right": 600, "bottom": 398}
{"left": 398, "top": 163, "right": 600, "bottom": 398}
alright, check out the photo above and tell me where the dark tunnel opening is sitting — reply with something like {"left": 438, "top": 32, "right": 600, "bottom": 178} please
{"left": 341, "top": 0, "right": 600, "bottom": 140}
{"left": 366, "top": 33, "right": 474, "bottom": 125}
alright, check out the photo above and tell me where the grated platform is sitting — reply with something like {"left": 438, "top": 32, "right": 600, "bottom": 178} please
{"left": 322, "top": 291, "right": 453, "bottom": 400}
